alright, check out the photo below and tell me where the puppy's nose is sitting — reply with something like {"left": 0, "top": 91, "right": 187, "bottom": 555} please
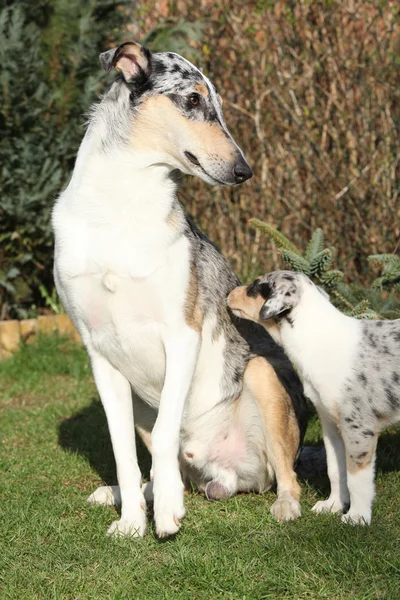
{"left": 233, "top": 157, "right": 253, "bottom": 184}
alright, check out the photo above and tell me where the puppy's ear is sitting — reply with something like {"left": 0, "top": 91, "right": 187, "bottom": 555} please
{"left": 259, "top": 300, "right": 284, "bottom": 321}
{"left": 99, "top": 42, "right": 152, "bottom": 82}
{"left": 259, "top": 290, "right": 295, "bottom": 321}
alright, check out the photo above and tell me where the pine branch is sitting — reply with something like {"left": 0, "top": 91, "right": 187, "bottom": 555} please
{"left": 249, "top": 219, "right": 302, "bottom": 256}
{"left": 305, "top": 228, "right": 325, "bottom": 263}
{"left": 281, "top": 250, "right": 311, "bottom": 274}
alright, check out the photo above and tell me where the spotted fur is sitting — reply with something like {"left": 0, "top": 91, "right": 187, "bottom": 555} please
{"left": 228, "top": 270, "right": 400, "bottom": 525}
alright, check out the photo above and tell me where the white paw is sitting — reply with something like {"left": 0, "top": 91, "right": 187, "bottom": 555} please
{"left": 106, "top": 509, "right": 147, "bottom": 538}
{"left": 88, "top": 485, "right": 121, "bottom": 506}
{"left": 153, "top": 476, "right": 185, "bottom": 538}
{"left": 312, "top": 498, "right": 344, "bottom": 514}
{"left": 341, "top": 511, "right": 371, "bottom": 526}
{"left": 270, "top": 494, "right": 302, "bottom": 521}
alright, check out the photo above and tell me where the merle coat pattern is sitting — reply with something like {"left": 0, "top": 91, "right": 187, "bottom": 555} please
{"left": 53, "top": 42, "right": 308, "bottom": 538}
{"left": 228, "top": 270, "right": 400, "bottom": 525}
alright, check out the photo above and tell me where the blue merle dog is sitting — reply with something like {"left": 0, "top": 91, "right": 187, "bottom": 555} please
{"left": 53, "top": 41, "right": 308, "bottom": 538}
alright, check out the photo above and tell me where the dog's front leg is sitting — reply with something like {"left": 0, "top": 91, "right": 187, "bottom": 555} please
{"left": 89, "top": 352, "right": 146, "bottom": 537}
{"left": 152, "top": 327, "right": 200, "bottom": 538}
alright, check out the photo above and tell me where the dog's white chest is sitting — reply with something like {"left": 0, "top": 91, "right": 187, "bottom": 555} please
{"left": 57, "top": 218, "right": 191, "bottom": 408}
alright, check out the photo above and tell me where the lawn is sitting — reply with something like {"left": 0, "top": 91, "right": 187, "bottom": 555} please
{"left": 1, "top": 334, "right": 399, "bottom": 600}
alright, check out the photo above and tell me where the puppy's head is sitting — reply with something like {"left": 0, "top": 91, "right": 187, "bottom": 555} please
{"left": 227, "top": 271, "right": 307, "bottom": 342}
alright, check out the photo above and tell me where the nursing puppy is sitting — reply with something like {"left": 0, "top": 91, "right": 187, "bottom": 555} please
{"left": 53, "top": 42, "right": 308, "bottom": 538}
{"left": 228, "top": 271, "right": 400, "bottom": 525}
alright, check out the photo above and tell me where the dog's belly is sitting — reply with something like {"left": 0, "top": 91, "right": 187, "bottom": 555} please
{"left": 71, "top": 274, "right": 167, "bottom": 407}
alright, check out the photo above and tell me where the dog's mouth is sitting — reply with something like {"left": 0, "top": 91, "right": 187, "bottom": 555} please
{"left": 184, "top": 150, "right": 227, "bottom": 185}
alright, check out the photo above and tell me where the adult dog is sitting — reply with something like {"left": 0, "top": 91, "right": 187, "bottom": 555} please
{"left": 53, "top": 41, "right": 307, "bottom": 538}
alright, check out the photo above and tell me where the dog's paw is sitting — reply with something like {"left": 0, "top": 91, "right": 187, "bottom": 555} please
{"left": 341, "top": 511, "right": 371, "bottom": 526}
{"left": 88, "top": 485, "right": 121, "bottom": 506}
{"left": 312, "top": 498, "right": 344, "bottom": 514}
{"left": 106, "top": 510, "right": 147, "bottom": 538}
{"left": 270, "top": 494, "right": 302, "bottom": 521}
{"left": 153, "top": 476, "right": 185, "bottom": 538}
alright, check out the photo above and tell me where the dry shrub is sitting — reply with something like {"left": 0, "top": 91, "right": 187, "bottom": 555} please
{"left": 133, "top": 0, "right": 399, "bottom": 283}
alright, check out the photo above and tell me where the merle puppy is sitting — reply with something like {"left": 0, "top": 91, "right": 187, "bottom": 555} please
{"left": 228, "top": 270, "right": 400, "bottom": 525}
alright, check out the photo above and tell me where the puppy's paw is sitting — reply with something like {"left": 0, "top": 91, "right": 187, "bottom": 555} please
{"left": 106, "top": 510, "right": 147, "bottom": 538}
{"left": 341, "top": 511, "right": 371, "bottom": 526}
{"left": 270, "top": 494, "right": 301, "bottom": 521}
{"left": 88, "top": 485, "right": 121, "bottom": 506}
{"left": 312, "top": 498, "right": 344, "bottom": 514}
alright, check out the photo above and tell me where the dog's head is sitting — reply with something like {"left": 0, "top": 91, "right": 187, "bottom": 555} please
{"left": 98, "top": 41, "right": 252, "bottom": 185}
{"left": 227, "top": 271, "right": 310, "bottom": 341}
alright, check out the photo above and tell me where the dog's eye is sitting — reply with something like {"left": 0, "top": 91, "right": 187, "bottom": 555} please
{"left": 188, "top": 93, "right": 200, "bottom": 106}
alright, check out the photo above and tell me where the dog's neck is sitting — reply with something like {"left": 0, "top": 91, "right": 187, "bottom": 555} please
{"left": 69, "top": 137, "right": 177, "bottom": 216}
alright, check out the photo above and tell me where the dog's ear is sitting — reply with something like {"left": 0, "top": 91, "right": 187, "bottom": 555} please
{"left": 259, "top": 299, "right": 285, "bottom": 321}
{"left": 259, "top": 290, "right": 295, "bottom": 321}
{"left": 99, "top": 42, "right": 152, "bottom": 82}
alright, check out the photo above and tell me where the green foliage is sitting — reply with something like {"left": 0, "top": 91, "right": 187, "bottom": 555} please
{"left": 142, "top": 18, "right": 204, "bottom": 62}
{"left": 369, "top": 254, "right": 400, "bottom": 290}
{"left": 251, "top": 219, "right": 400, "bottom": 319}
{"left": 0, "top": 0, "right": 132, "bottom": 320}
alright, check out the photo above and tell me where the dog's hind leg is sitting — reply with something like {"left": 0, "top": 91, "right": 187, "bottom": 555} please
{"left": 89, "top": 352, "right": 147, "bottom": 537}
{"left": 244, "top": 357, "right": 302, "bottom": 521}
{"left": 340, "top": 423, "right": 378, "bottom": 525}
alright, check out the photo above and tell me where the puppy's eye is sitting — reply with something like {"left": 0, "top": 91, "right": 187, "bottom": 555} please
{"left": 188, "top": 93, "right": 200, "bottom": 106}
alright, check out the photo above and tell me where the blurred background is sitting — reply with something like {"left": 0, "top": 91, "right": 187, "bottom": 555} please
{"left": 1, "top": 0, "right": 399, "bottom": 321}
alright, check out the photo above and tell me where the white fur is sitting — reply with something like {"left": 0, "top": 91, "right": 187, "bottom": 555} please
{"left": 53, "top": 114, "right": 202, "bottom": 537}
{"left": 269, "top": 280, "right": 371, "bottom": 522}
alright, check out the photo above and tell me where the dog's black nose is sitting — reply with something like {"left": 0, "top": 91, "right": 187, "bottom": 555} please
{"left": 233, "top": 158, "right": 253, "bottom": 184}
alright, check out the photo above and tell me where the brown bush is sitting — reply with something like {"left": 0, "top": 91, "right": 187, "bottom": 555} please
{"left": 132, "top": 0, "right": 399, "bottom": 283}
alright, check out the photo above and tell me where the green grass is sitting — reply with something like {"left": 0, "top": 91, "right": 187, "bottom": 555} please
{"left": 1, "top": 335, "right": 399, "bottom": 599}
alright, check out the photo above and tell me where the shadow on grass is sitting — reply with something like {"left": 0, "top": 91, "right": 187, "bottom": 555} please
{"left": 58, "top": 397, "right": 400, "bottom": 501}
{"left": 58, "top": 398, "right": 152, "bottom": 486}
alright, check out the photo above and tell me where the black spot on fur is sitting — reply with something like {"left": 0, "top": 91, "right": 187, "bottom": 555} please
{"left": 350, "top": 424, "right": 360, "bottom": 429}
{"left": 345, "top": 417, "right": 353, "bottom": 423}
{"left": 153, "top": 60, "right": 168, "bottom": 75}
{"left": 357, "top": 372, "right": 368, "bottom": 387}
{"left": 259, "top": 282, "right": 273, "bottom": 300}
{"left": 358, "top": 451, "right": 368, "bottom": 459}
{"left": 233, "top": 369, "right": 242, "bottom": 383}
{"left": 385, "top": 387, "right": 398, "bottom": 409}
{"left": 246, "top": 279, "right": 261, "bottom": 298}
{"left": 376, "top": 321, "right": 383, "bottom": 327}
{"left": 171, "top": 64, "right": 182, "bottom": 73}
{"left": 372, "top": 408, "right": 383, "bottom": 419}
{"left": 393, "top": 331, "right": 400, "bottom": 342}
{"left": 283, "top": 275, "right": 294, "bottom": 281}
{"left": 362, "top": 429, "right": 374, "bottom": 437}
{"left": 392, "top": 372, "right": 400, "bottom": 385}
